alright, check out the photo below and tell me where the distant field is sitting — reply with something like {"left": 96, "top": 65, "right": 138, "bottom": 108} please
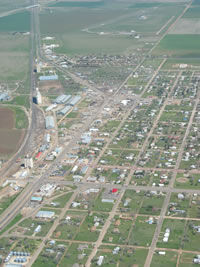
{"left": 153, "top": 34, "right": 200, "bottom": 57}
{"left": 55, "top": 33, "right": 145, "bottom": 55}
{"left": 0, "top": 11, "right": 30, "bottom": 32}
{"left": 91, "top": 4, "right": 183, "bottom": 33}
{"left": 0, "top": 0, "right": 28, "bottom": 13}
{"left": 192, "top": 0, "right": 200, "bottom": 5}
{"left": 49, "top": 0, "right": 104, "bottom": 8}
{"left": 170, "top": 19, "right": 200, "bottom": 34}
{"left": 129, "top": 2, "right": 177, "bottom": 8}
{"left": 40, "top": 8, "right": 130, "bottom": 34}
{"left": 0, "top": 35, "right": 29, "bottom": 82}
{"left": 182, "top": 7, "right": 200, "bottom": 18}
{"left": 40, "top": 1, "right": 183, "bottom": 55}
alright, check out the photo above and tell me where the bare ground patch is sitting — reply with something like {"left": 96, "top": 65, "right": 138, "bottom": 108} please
{"left": 176, "top": 177, "right": 189, "bottom": 183}
{"left": 0, "top": 129, "right": 25, "bottom": 156}
{"left": 39, "top": 80, "right": 64, "bottom": 95}
{"left": 0, "top": 107, "right": 15, "bottom": 128}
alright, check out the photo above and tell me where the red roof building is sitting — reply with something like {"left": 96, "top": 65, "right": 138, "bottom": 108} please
{"left": 35, "top": 152, "right": 42, "bottom": 159}
{"left": 112, "top": 188, "right": 118, "bottom": 194}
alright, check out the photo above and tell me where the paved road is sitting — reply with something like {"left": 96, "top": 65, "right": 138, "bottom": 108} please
{"left": 0, "top": 0, "right": 41, "bottom": 180}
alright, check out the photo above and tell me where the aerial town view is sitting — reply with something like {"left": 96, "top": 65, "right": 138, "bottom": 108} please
{"left": 0, "top": 0, "right": 200, "bottom": 266}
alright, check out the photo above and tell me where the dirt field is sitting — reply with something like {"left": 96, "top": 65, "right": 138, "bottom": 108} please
{"left": 0, "top": 107, "right": 25, "bottom": 157}
{"left": 0, "top": 107, "right": 15, "bottom": 128}
{"left": 0, "top": 129, "right": 25, "bottom": 155}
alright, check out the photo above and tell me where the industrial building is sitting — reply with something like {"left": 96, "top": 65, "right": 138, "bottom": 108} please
{"left": 45, "top": 116, "right": 55, "bottom": 129}
{"left": 36, "top": 210, "right": 55, "bottom": 219}
{"left": 36, "top": 90, "right": 42, "bottom": 104}
{"left": 68, "top": 95, "right": 81, "bottom": 106}
{"left": 53, "top": 94, "right": 71, "bottom": 104}
{"left": 39, "top": 75, "right": 58, "bottom": 81}
{"left": 59, "top": 105, "right": 71, "bottom": 115}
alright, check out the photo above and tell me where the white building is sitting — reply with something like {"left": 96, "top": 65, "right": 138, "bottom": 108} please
{"left": 97, "top": 256, "right": 104, "bottom": 266}
{"left": 45, "top": 116, "right": 55, "bottom": 129}
{"left": 36, "top": 210, "right": 55, "bottom": 219}
{"left": 36, "top": 88, "right": 42, "bottom": 104}
{"left": 24, "top": 156, "right": 33, "bottom": 169}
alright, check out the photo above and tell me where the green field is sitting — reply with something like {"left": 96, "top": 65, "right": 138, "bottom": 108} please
{"left": 154, "top": 34, "right": 200, "bottom": 57}
{"left": 0, "top": 11, "right": 30, "bottom": 32}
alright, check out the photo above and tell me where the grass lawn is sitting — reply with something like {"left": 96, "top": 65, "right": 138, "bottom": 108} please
{"left": 0, "top": 213, "right": 22, "bottom": 235}
{"left": 129, "top": 216, "right": 157, "bottom": 247}
{"left": 59, "top": 242, "right": 92, "bottom": 266}
{"left": 0, "top": 193, "right": 19, "bottom": 215}
{"left": 157, "top": 218, "right": 186, "bottom": 249}
{"left": 151, "top": 251, "right": 178, "bottom": 267}
{"left": 10, "top": 106, "right": 28, "bottom": 129}
{"left": 44, "top": 192, "right": 73, "bottom": 209}
{"left": 103, "top": 216, "right": 134, "bottom": 244}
